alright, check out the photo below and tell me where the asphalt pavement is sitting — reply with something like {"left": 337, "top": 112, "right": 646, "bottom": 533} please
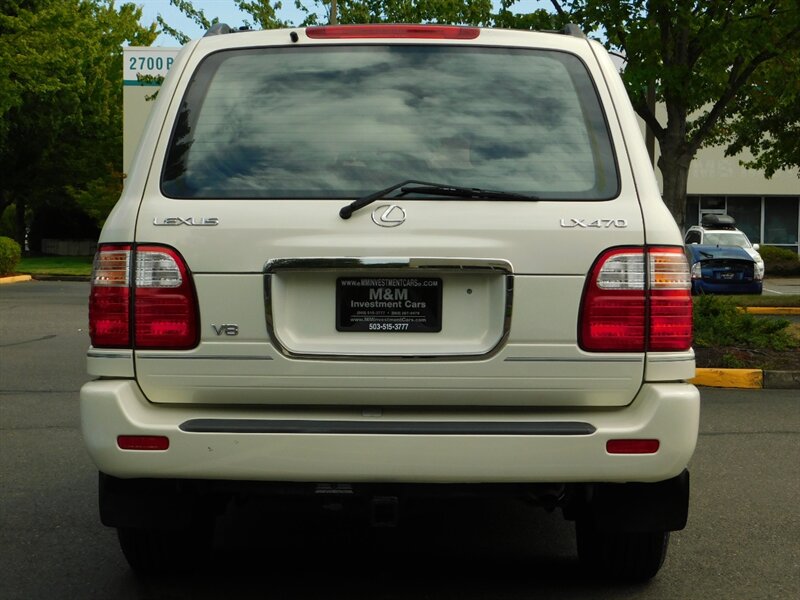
{"left": 762, "top": 276, "right": 800, "bottom": 295}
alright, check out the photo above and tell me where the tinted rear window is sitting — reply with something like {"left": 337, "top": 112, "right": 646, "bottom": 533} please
{"left": 162, "top": 45, "right": 618, "bottom": 200}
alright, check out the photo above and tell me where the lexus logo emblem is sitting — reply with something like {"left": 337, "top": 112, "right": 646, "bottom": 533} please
{"left": 371, "top": 204, "right": 406, "bottom": 227}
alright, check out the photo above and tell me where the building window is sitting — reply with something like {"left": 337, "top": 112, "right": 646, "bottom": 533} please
{"left": 764, "top": 196, "right": 799, "bottom": 253}
{"left": 726, "top": 196, "right": 762, "bottom": 243}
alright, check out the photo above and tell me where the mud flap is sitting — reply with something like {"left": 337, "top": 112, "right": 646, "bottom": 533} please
{"left": 583, "top": 469, "right": 690, "bottom": 532}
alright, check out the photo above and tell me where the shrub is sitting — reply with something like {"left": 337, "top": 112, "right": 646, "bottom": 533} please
{"left": 693, "top": 294, "right": 798, "bottom": 350}
{"left": 0, "top": 205, "right": 16, "bottom": 238}
{"left": 759, "top": 245, "right": 800, "bottom": 276}
{"left": 0, "top": 236, "right": 22, "bottom": 276}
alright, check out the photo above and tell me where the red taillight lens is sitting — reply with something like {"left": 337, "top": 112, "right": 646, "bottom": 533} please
{"left": 89, "top": 244, "right": 199, "bottom": 350}
{"left": 89, "top": 245, "right": 131, "bottom": 347}
{"left": 306, "top": 24, "right": 480, "bottom": 39}
{"left": 579, "top": 247, "right": 692, "bottom": 352}
{"left": 133, "top": 246, "right": 199, "bottom": 350}
{"left": 647, "top": 249, "right": 693, "bottom": 351}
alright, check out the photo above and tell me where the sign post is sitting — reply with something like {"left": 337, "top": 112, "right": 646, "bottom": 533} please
{"left": 122, "top": 47, "right": 180, "bottom": 174}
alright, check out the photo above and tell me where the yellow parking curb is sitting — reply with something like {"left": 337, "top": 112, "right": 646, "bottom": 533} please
{"left": 0, "top": 275, "right": 32, "bottom": 284}
{"left": 690, "top": 368, "right": 763, "bottom": 389}
{"left": 743, "top": 307, "right": 800, "bottom": 315}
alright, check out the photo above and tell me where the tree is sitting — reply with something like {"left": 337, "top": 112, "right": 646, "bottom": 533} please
{"left": 156, "top": 0, "right": 287, "bottom": 43}
{"left": 0, "top": 1, "right": 157, "bottom": 245}
{"left": 721, "top": 53, "right": 800, "bottom": 178}
{"left": 561, "top": 0, "right": 800, "bottom": 229}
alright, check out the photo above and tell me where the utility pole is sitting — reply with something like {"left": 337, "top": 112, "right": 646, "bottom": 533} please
{"left": 330, "top": 0, "right": 338, "bottom": 24}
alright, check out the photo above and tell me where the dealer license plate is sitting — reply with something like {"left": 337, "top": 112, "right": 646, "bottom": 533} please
{"left": 336, "top": 277, "right": 442, "bottom": 332}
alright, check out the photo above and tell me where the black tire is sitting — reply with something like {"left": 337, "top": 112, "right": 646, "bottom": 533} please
{"left": 117, "top": 523, "right": 213, "bottom": 576}
{"left": 576, "top": 520, "right": 670, "bottom": 582}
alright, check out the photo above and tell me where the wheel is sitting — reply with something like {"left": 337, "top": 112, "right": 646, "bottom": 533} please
{"left": 117, "top": 522, "right": 213, "bottom": 576}
{"left": 576, "top": 520, "right": 670, "bottom": 582}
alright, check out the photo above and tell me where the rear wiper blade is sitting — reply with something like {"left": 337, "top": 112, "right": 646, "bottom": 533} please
{"left": 399, "top": 184, "right": 540, "bottom": 201}
{"left": 339, "top": 179, "right": 439, "bottom": 220}
{"left": 339, "top": 180, "right": 539, "bottom": 220}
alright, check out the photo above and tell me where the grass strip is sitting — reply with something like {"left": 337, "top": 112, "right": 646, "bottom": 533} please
{"left": 17, "top": 256, "right": 93, "bottom": 277}
{"left": 707, "top": 294, "right": 800, "bottom": 307}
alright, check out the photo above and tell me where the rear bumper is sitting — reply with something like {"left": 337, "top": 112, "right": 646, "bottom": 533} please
{"left": 692, "top": 280, "right": 762, "bottom": 295}
{"left": 80, "top": 380, "right": 699, "bottom": 484}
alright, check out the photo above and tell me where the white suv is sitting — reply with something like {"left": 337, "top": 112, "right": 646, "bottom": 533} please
{"left": 81, "top": 24, "right": 699, "bottom": 580}
{"left": 685, "top": 214, "right": 765, "bottom": 278}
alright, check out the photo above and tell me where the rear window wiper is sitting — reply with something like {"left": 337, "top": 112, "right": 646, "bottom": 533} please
{"left": 339, "top": 179, "right": 434, "bottom": 219}
{"left": 339, "top": 180, "right": 539, "bottom": 220}
{"left": 400, "top": 184, "right": 540, "bottom": 202}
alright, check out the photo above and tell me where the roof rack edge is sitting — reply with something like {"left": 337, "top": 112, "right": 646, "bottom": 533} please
{"left": 202, "top": 22, "right": 586, "bottom": 38}
{"left": 562, "top": 23, "right": 586, "bottom": 38}
{"left": 204, "top": 23, "right": 251, "bottom": 37}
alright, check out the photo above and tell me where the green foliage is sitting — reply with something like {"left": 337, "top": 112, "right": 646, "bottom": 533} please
{"left": 0, "top": 1, "right": 158, "bottom": 244}
{"left": 0, "top": 204, "right": 16, "bottom": 238}
{"left": 693, "top": 295, "right": 798, "bottom": 351}
{"left": 721, "top": 17, "right": 800, "bottom": 178}
{"left": 493, "top": 0, "right": 564, "bottom": 30}
{"left": 156, "top": 0, "right": 215, "bottom": 43}
{"left": 720, "top": 353, "right": 745, "bottom": 369}
{"left": 563, "top": 0, "right": 800, "bottom": 229}
{"left": 236, "top": 0, "right": 287, "bottom": 29}
{"left": 163, "top": 0, "right": 558, "bottom": 38}
{"left": 759, "top": 244, "right": 800, "bottom": 276}
{"left": 0, "top": 236, "right": 22, "bottom": 275}
{"left": 67, "top": 167, "right": 124, "bottom": 228}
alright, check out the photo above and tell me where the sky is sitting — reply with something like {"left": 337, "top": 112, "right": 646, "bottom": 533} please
{"left": 137, "top": 1, "right": 306, "bottom": 45}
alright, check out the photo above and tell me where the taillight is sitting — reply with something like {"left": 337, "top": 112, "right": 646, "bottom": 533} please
{"left": 89, "top": 244, "right": 199, "bottom": 350}
{"left": 89, "top": 245, "right": 131, "bottom": 347}
{"left": 579, "top": 247, "right": 692, "bottom": 352}
{"left": 133, "top": 246, "right": 199, "bottom": 349}
{"left": 306, "top": 24, "right": 480, "bottom": 39}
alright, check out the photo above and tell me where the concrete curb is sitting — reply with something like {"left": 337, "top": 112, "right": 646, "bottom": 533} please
{"left": 691, "top": 368, "right": 800, "bottom": 389}
{"left": 0, "top": 275, "right": 32, "bottom": 284}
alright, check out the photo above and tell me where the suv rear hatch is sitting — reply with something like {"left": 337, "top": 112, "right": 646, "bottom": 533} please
{"left": 115, "top": 27, "right": 689, "bottom": 408}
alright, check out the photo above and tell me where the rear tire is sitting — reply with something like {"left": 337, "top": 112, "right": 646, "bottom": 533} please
{"left": 576, "top": 520, "right": 669, "bottom": 582}
{"left": 117, "top": 522, "right": 213, "bottom": 576}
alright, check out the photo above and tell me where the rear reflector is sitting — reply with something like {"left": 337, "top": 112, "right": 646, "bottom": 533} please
{"left": 117, "top": 435, "right": 169, "bottom": 451}
{"left": 579, "top": 246, "right": 692, "bottom": 352}
{"left": 606, "top": 439, "right": 660, "bottom": 454}
{"left": 306, "top": 24, "right": 480, "bottom": 39}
